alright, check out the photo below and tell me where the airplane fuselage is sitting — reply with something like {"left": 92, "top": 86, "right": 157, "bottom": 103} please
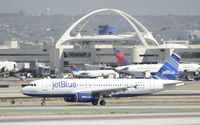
{"left": 115, "top": 63, "right": 200, "bottom": 73}
{"left": 22, "top": 78, "right": 181, "bottom": 98}
{"left": 73, "top": 70, "right": 119, "bottom": 78}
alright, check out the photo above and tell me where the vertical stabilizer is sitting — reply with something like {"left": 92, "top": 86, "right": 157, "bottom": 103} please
{"left": 153, "top": 53, "right": 181, "bottom": 80}
{"left": 113, "top": 48, "right": 130, "bottom": 66}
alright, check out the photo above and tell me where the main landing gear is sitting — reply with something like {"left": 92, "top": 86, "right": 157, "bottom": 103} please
{"left": 92, "top": 99, "right": 106, "bottom": 106}
{"left": 99, "top": 100, "right": 106, "bottom": 105}
{"left": 92, "top": 94, "right": 106, "bottom": 106}
{"left": 41, "top": 98, "right": 46, "bottom": 106}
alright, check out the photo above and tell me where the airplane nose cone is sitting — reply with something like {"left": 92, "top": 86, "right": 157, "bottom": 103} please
{"left": 21, "top": 84, "right": 38, "bottom": 96}
{"left": 21, "top": 85, "right": 31, "bottom": 95}
{"left": 21, "top": 86, "right": 27, "bottom": 95}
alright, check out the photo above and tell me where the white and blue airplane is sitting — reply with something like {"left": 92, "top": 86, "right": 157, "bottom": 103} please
{"left": 21, "top": 53, "right": 184, "bottom": 106}
{"left": 68, "top": 65, "right": 119, "bottom": 78}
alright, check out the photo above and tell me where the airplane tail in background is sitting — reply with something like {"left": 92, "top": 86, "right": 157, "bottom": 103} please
{"left": 153, "top": 52, "right": 181, "bottom": 80}
{"left": 69, "top": 65, "right": 80, "bottom": 72}
{"left": 113, "top": 48, "right": 130, "bottom": 66}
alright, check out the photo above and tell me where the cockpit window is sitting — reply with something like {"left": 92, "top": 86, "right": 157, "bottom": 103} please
{"left": 30, "top": 84, "right": 36, "bottom": 86}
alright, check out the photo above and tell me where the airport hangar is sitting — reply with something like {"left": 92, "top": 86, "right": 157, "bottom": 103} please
{"left": 0, "top": 8, "right": 200, "bottom": 74}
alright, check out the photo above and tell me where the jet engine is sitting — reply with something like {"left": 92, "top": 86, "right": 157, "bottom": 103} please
{"left": 64, "top": 93, "right": 96, "bottom": 102}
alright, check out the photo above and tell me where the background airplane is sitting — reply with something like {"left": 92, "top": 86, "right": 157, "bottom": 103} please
{"left": 84, "top": 63, "right": 112, "bottom": 70}
{"left": 69, "top": 65, "right": 119, "bottom": 78}
{"left": 113, "top": 48, "right": 200, "bottom": 75}
{"left": 21, "top": 52, "right": 184, "bottom": 106}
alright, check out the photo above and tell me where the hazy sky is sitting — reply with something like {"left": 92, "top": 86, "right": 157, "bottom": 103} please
{"left": 0, "top": 0, "right": 200, "bottom": 15}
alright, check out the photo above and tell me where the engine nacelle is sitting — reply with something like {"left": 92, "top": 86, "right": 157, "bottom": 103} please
{"left": 64, "top": 93, "right": 96, "bottom": 102}
{"left": 76, "top": 93, "right": 96, "bottom": 102}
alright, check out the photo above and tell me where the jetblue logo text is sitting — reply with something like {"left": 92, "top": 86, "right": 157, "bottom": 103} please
{"left": 52, "top": 81, "right": 76, "bottom": 89}
{"left": 162, "top": 70, "right": 175, "bottom": 75}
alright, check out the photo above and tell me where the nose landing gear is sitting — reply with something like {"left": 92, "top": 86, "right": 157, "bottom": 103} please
{"left": 41, "top": 98, "right": 46, "bottom": 106}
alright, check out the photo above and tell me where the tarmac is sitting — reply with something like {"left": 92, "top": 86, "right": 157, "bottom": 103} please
{"left": 1, "top": 113, "right": 200, "bottom": 125}
{"left": 0, "top": 105, "right": 200, "bottom": 116}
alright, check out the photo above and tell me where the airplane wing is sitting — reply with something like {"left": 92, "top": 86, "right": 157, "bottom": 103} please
{"left": 74, "top": 86, "right": 130, "bottom": 97}
{"left": 115, "top": 67, "right": 129, "bottom": 73}
{"left": 92, "top": 87, "right": 130, "bottom": 96}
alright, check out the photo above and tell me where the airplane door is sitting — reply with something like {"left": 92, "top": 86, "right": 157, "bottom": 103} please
{"left": 42, "top": 81, "right": 47, "bottom": 91}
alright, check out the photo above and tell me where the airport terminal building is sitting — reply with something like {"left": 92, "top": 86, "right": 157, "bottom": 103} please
{"left": 0, "top": 9, "right": 200, "bottom": 74}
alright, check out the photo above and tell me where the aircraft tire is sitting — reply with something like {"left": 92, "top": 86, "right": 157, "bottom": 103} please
{"left": 99, "top": 100, "right": 106, "bottom": 106}
{"left": 92, "top": 100, "right": 98, "bottom": 105}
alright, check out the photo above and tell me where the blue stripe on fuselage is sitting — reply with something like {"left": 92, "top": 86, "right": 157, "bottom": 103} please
{"left": 23, "top": 93, "right": 151, "bottom": 98}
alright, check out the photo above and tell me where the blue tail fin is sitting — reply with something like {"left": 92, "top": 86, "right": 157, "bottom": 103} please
{"left": 113, "top": 48, "right": 130, "bottom": 66}
{"left": 153, "top": 52, "right": 181, "bottom": 80}
{"left": 69, "top": 65, "right": 80, "bottom": 72}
